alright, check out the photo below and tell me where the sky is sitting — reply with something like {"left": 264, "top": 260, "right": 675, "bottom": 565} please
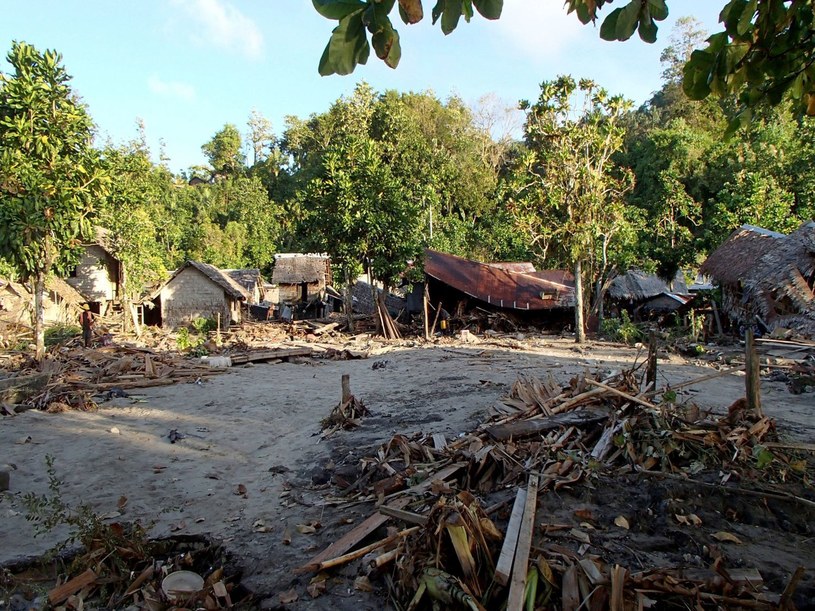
{"left": 1, "top": 1, "right": 723, "bottom": 173}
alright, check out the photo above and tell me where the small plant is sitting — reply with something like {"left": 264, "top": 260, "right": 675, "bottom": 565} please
{"left": 687, "top": 309, "right": 704, "bottom": 343}
{"left": 23, "top": 456, "right": 150, "bottom": 561}
{"left": 44, "top": 323, "right": 81, "bottom": 346}
{"left": 191, "top": 317, "right": 217, "bottom": 334}
{"left": 600, "top": 311, "right": 642, "bottom": 344}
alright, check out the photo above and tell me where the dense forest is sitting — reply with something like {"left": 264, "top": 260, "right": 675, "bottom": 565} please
{"left": 3, "top": 18, "right": 815, "bottom": 305}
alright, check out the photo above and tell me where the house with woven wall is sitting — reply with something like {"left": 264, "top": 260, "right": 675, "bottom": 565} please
{"left": 148, "top": 261, "right": 250, "bottom": 329}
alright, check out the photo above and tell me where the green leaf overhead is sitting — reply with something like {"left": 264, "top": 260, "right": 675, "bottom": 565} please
{"left": 472, "top": 0, "right": 502, "bottom": 20}
{"left": 318, "top": 12, "right": 371, "bottom": 76}
{"left": 312, "top": 0, "right": 366, "bottom": 20}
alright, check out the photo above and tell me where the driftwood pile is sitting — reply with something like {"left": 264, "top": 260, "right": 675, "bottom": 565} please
{"left": 300, "top": 366, "right": 814, "bottom": 609}
{"left": 0, "top": 342, "right": 225, "bottom": 415}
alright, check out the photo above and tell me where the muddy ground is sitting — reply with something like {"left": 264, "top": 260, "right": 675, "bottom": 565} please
{"left": 1, "top": 334, "right": 813, "bottom": 608}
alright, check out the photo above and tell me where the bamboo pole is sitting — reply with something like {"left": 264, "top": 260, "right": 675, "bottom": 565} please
{"left": 745, "top": 325, "right": 763, "bottom": 417}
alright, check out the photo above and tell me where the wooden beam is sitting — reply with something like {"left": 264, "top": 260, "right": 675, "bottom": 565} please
{"left": 296, "top": 497, "right": 410, "bottom": 573}
{"left": 584, "top": 379, "right": 659, "bottom": 410}
{"left": 494, "top": 487, "right": 527, "bottom": 586}
{"left": 745, "top": 326, "right": 763, "bottom": 417}
{"left": 506, "top": 474, "right": 539, "bottom": 611}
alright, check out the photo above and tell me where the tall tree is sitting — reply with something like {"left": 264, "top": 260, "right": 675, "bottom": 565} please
{"left": 0, "top": 41, "right": 109, "bottom": 359}
{"left": 510, "top": 76, "right": 633, "bottom": 343}
{"left": 246, "top": 109, "right": 274, "bottom": 166}
{"left": 202, "top": 123, "right": 245, "bottom": 177}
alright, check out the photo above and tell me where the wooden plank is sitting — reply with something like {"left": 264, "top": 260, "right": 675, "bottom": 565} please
{"left": 745, "top": 327, "right": 763, "bottom": 417}
{"left": 315, "top": 526, "right": 419, "bottom": 572}
{"left": 487, "top": 410, "right": 608, "bottom": 442}
{"left": 230, "top": 347, "right": 313, "bottom": 365}
{"left": 506, "top": 474, "right": 539, "bottom": 611}
{"left": 378, "top": 505, "right": 428, "bottom": 526}
{"left": 48, "top": 569, "right": 97, "bottom": 605}
{"left": 494, "top": 487, "right": 527, "bottom": 586}
{"left": 296, "top": 497, "right": 410, "bottom": 573}
{"left": 432, "top": 433, "right": 447, "bottom": 450}
{"left": 584, "top": 379, "right": 659, "bottom": 410}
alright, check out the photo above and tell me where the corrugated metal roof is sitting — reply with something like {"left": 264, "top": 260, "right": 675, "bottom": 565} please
{"left": 424, "top": 249, "right": 575, "bottom": 311}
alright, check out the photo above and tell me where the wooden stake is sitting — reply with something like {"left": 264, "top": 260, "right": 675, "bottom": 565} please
{"left": 316, "top": 526, "right": 419, "bottom": 571}
{"left": 341, "top": 374, "right": 351, "bottom": 404}
{"left": 745, "top": 325, "right": 763, "bottom": 418}
{"left": 646, "top": 331, "right": 657, "bottom": 389}
{"left": 423, "top": 284, "right": 430, "bottom": 341}
{"left": 430, "top": 302, "right": 443, "bottom": 336}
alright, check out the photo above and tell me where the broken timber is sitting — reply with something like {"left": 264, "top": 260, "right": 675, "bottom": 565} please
{"left": 486, "top": 409, "right": 608, "bottom": 441}
{"left": 494, "top": 487, "right": 527, "bottom": 586}
{"left": 506, "top": 474, "right": 539, "bottom": 611}
{"left": 230, "top": 347, "right": 313, "bottom": 365}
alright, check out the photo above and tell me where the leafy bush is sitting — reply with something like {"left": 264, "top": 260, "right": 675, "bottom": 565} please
{"left": 44, "top": 323, "right": 81, "bottom": 346}
{"left": 600, "top": 311, "right": 643, "bottom": 344}
{"left": 191, "top": 317, "right": 217, "bottom": 334}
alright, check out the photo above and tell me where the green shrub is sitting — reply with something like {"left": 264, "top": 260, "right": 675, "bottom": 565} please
{"left": 44, "top": 323, "right": 81, "bottom": 346}
{"left": 600, "top": 311, "right": 643, "bottom": 344}
{"left": 191, "top": 317, "right": 217, "bottom": 334}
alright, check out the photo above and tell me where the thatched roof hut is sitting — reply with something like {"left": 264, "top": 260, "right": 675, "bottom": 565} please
{"left": 700, "top": 222, "right": 815, "bottom": 336}
{"left": 151, "top": 261, "right": 250, "bottom": 329}
{"left": 271, "top": 254, "right": 332, "bottom": 304}
{"left": 746, "top": 221, "right": 815, "bottom": 334}
{"left": 272, "top": 254, "right": 331, "bottom": 285}
{"left": 608, "top": 269, "right": 689, "bottom": 303}
{"left": 700, "top": 225, "right": 785, "bottom": 287}
{"left": 224, "top": 268, "right": 263, "bottom": 304}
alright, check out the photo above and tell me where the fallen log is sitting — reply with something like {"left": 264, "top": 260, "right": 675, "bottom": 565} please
{"left": 486, "top": 409, "right": 609, "bottom": 442}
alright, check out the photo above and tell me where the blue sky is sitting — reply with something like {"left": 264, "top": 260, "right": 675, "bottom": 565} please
{"left": 2, "top": 1, "right": 722, "bottom": 172}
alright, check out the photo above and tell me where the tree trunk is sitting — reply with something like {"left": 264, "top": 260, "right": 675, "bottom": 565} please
{"left": 344, "top": 282, "right": 355, "bottom": 333}
{"left": 33, "top": 271, "right": 46, "bottom": 361}
{"left": 574, "top": 260, "right": 585, "bottom": 344}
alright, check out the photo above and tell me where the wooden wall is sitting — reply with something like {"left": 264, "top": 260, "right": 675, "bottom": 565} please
{"left": 160, "top": 267, "right": 239, "bottom": 329}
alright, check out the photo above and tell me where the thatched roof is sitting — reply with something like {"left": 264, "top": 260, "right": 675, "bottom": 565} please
{"left": 608, "top": 269, "right": 688, "bottom": 302}
{"left": 747, "top": 221, "right": 815, "bottom": 333}
{"left": 224, "top": 268, "right": 262, "bottom": 293}
{"left": 700, "top": 225, "right": 785, "bottom": 287}
{"left": 162, "top": 261, "right": 250, "bottom": 301}
{"left": 46, "top": 277, "right": 86, "bottom": 305}
{"left": 272, "top": 254, "right": 330, "bottom": 285}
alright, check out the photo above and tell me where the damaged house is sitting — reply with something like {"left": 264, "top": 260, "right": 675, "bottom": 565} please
{"left": 146, "top": 261, "right": 250, "bottom": 329}
{"left": 224, "top": 268, "right": 264, "bottom": 304}
{"left": 607, "top": 269, "right": 692, "bottom": 320}
{"left": 65, "top": 229, "right": 124, "bottom": 315}
{"left": 701, "top": 222, "right": 815, "bottom": 336}
{"left": 424, "top": 249, "right": 575, "bottom": 326}
{"left": 269, "top": 254, "right": 332, "bottom": 305}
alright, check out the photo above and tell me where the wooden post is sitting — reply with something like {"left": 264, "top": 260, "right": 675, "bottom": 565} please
{"left": 423, "top": 284, "right": 430, "bottom": 341}
{"left": 745, "top": 325, "right": 763, "bottom": 417}
{"left": 711, "top": 299, "right": 724, "bottom": 336}
{"left": 216, "top": 312, "right": 221, "bottom": 341}
{"left": 341, "top": 374, "right": 351, "bottom": 405}
{"left": 646, "top": 331, "right": 657, "bottom": 389}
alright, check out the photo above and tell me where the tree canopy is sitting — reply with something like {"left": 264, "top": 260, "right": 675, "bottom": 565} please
{"left": 0, "top": 41, "right": 109, "bottom": 358}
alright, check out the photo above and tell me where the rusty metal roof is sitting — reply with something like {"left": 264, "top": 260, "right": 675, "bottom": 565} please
{"left": 425, "top": 249, "right": 575, "bottom": 311}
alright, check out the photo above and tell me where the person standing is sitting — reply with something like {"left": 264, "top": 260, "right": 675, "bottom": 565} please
{"left": 79, "top": 305, "right": 93, "bottom": 347}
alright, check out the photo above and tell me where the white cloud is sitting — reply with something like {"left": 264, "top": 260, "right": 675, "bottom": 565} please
{"left": 171, "top": 0, "right": 263, "bottom": 59}
{"left": 493, "top": 0, "right": 585, "bottom": 57}
{"left": 147, "top": 75, "right": 197, "bottom": 102}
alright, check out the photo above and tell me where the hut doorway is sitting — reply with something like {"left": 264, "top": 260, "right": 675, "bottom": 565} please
{"left": 300, "top": 282, "right": 308, "bottom": 302}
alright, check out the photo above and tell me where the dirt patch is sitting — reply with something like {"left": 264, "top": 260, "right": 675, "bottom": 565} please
{"left": 1, "top": 336, "right": 813, "bottom": 607}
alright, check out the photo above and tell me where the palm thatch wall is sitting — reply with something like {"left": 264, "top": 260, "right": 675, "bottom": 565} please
{"left": 158, "top": 261, "right": 249, "bottom": 329}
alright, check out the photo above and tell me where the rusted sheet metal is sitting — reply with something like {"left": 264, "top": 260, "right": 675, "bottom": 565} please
{"left": 485, "top": 261, "right": 537, "bottom": 273}
{"left": 425, "top": 249, "right": 575, "bottom": 310}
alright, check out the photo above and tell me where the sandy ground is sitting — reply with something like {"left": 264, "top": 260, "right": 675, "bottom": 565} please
{"left": 1, "top": 335, "right": 813, "bottom": 606}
